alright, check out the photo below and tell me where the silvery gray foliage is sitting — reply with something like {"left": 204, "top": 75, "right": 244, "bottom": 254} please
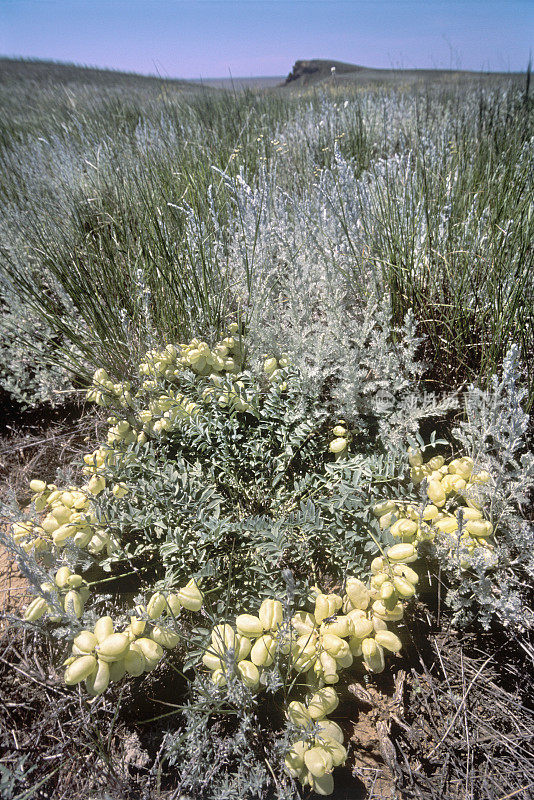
{"left": 163, "top": 676, "right": 298, "bottom": 800}
{"left": 0, "top": 303, "right": 71, "bottom": 406}
{"left": 454, "top": 346, "right": 533, "bottom": 517}
{"left": 448, "top": 346, "right": 534, "bottom": 630}
{"left": 222, "top": 163, "right": 457, "bottom": 448}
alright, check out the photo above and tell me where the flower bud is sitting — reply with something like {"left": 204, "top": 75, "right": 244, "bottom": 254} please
{"left": 236, "top": 660, "right": 260, "bottom": 690}
{"left": 65, "top": 655, "right": 97, "bottom": 685}
{"left": 427, "top": 480, "right": 446, "bottom": 507}
{"left": 24, "top": 597, "right": 49, "bottom": 622}
{"left": 345, "top": 578, "right": 370, "bottom": 610}
{"left": 250, "top": 634, "right": 277, "bottom": 667}
{"left": 235, "top": 614, "right": 264, "bottom": 638}
{"left": 374, "top": 630, "right": 402, "bottom": 653}
{"left": 258, "top": 598, "right": 283, "bottom": 631}
{"left": 85, "top": 659, "right": 110, "bottom": 696}
{"left": 304, "top": 746, "right": 333, "bottom": 778}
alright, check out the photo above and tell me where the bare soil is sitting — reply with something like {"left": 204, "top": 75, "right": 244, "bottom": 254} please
{"left": 0, "top": 537, "right": 29, "bottom": 618}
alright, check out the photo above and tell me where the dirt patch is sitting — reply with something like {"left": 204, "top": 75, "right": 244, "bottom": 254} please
{"left": 0, "top": 399, "right": 104, "bottom": 505}
{"left": 0, "top": 401, "right": 105, "bottom": 627}
{"left": 0, "top": 538, "right": 29, "bottom": 618}
{"left": 348, "top": 675, "right": 405, "bottom": 800}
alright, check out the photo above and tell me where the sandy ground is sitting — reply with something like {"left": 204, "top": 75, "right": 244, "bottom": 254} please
{"left": 0, "top": 538, "right": 29, "bottom": 620}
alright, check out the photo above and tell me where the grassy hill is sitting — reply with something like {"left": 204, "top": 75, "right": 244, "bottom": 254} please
{"left": 1, "top": 57, "right": 524, "bottom": 95}
{"left": 282, "top": 58, "right": 526, "bottom": 88}
{"left": 0, "top": 57, "right": 202, "bottom": 91}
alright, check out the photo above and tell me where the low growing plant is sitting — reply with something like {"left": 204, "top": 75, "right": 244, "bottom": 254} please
{"left": 3, "top": 330, "right": 532, "bottom": 797}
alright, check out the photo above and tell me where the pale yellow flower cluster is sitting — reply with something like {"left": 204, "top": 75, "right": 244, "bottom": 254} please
{"left": 61, "top": 581, "right": 203, "bottom": 697}
{"left": 374, "top": 448, "right": 495, "bottom": 569}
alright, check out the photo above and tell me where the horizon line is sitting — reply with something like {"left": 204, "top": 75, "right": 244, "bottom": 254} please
{"left": 0, "top": 54, "right": 528, "bottom": 81}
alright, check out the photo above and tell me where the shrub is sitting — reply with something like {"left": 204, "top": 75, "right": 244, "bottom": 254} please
{"left": 3, "top": 329, "right": 530, "bottom": 797}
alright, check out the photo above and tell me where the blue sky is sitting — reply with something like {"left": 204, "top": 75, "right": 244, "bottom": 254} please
{"left": 1, "top": 1, "right": 532, "bottom": 78}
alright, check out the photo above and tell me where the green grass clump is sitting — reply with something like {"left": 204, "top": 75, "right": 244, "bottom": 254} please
{"left": 0, "top": 59, "right": 531, "bottom": 410}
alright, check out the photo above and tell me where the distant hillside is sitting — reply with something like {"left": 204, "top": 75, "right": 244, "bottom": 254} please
{"left": 0, "top": 57, "right": 201, "bottom": 91}
{"left": 284, "top": 59, "right": 365, "bottom": 85}
{"left": 283, "top": 59, "right": 525, "bottom": 88}
{"left": 189, "top": 76, "right": 284, "bottom": 89}
{"left": 0, "top": 57, "right": 524, "bottom": 95}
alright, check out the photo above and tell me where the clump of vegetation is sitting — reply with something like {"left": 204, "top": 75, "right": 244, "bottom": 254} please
{"left": 0, "top": 64, "right": 532, "bottom": 407}
{"left": 3, "top": 326, "right": 532, "bottom": 797}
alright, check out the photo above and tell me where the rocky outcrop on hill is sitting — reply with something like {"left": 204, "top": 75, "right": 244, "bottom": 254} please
{"left": 284, "top": 59, "right": 363, "bottom": 85}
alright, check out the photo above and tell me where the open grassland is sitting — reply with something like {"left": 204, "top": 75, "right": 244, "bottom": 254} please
{"left": 0, "top": 58, "right": 532, "bottom": 411}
